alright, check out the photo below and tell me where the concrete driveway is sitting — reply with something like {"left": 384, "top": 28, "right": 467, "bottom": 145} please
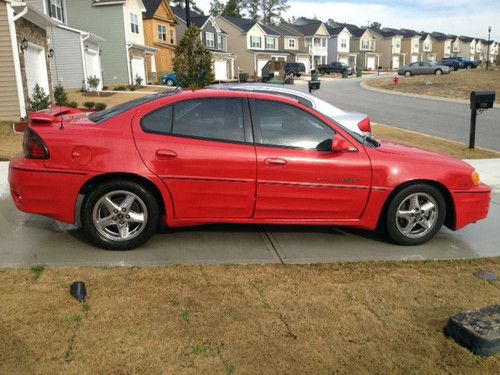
{"left": 1, "top": 163, "right": 498, "bottom": 268}
{"left": 295, "top": 76, "right": 500, "bottom": 151}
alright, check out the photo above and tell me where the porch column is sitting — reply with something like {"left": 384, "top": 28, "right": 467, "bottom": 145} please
{"left": 311, "top": 37, "right": 315, "bottom": 70}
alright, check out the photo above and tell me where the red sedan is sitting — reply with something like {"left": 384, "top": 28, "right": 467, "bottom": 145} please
{"left": 9, "top": 90, "right": 491, "bottom": 250}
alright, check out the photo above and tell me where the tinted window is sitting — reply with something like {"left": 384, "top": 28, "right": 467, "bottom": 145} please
{"left": 254, "top": 100, "right": 334, "bottom": 150}
{"left": 173, "top": 99, "right": 245, "bottom": 142}
{"left": 141, "top": 105, "right": 173, "bottom": 134}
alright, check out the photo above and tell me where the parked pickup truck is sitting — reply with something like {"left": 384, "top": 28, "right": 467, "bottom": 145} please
{"left": 318, "top": 62, "right": 355, "bottom": 75}
{"left": 449, "top": 57, "right": 479, "bottom": 69}
{"left": 440, "top": 58, "right": 463, "bottom": 71}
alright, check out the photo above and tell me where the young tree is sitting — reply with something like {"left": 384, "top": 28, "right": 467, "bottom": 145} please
{"left": 27, "top": 84, "right": 51, "bottom": 112}
{"left": 170, "top": 0, "right": 205, "bottom": 15}
{"left": 261, "top": 0, "right": 289, "bottom": 24}
{"left": 244, "top": 0, "right": 260, "bottom": 21}
{"left": 326, "top": 18, "right": 336, "bottom": 27}
{"left": 173, "top": 26, "right": 214, "bottom": 88}
{"left": 209, "top": 0, "right": 225, "bottom": 16}
{"left": 53, "top": 84, "right": 68, "bottom": 106}
{"left": 222, "top": 0, "right": 241, "bottom": 17}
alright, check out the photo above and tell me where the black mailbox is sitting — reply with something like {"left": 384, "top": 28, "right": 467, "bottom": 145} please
{"left": 470, "top": 91, "right": 495, "bottom": 110}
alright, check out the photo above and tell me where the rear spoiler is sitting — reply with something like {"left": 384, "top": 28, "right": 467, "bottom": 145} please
{"left": 28, "top": 106, "right": 81, "bottom": 125}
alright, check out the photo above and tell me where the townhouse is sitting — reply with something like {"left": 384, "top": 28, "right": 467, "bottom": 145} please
{"left": 65, "top": 0, "right": 157, "bottom": 85}
{"left": 142, "top": 0, "right": 177, "bottom": 81}
{"left": 31, "top": 0, "right": 105, "bottom": 90}
{"left": 326, "top": 25, "right": 357, "bottom": 67}
{"left": 398, "top": 29, "right": 421, "bottom": 63}
{"left": 266, "top": 23, "right": 311, "bottom": 73}
{"left": 348, "top": 26, "right": 381, "bottom": 70}
{"left": 376, "top": 28, "right": 404, "bottom": 69}
{"left": 174, "top": 7, "right": 236, "bottom": 80}
{"left": 0, "top": 0, "right": 57, "bottom": 121}
{"left": 419, "top": 32, "right": 436, "bottom": 61}
{"left": 457, "top": 36, "right": 476, "bottom": 61}
{"left": 216, "top": 15, "right": 288, "bottom": 77}
{"left": 288, "top": 21, "right": 330, "bottom": 70}
{"left": 430, "top": 32, "right": 454, "bottom": 61}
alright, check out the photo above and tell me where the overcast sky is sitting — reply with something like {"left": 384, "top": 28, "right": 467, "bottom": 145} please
{"left": 192, "top": 0, "right": 499, "bottom": 40}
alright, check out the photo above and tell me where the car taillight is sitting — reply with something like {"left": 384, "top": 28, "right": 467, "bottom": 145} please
{"left": 23, "top": 128, "right": 49, "bottom": 159}
{"left": 358, "top": 117, "right": 371, "bottom": 133}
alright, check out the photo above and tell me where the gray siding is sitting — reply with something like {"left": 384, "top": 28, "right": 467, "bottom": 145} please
{"left": 49, "top": 27, "right": 85, "bottom": 89}
{"left": 0, "top": 2, "right": 22, "bottom": 120}
{"left": 65, "top": 0, "right": 129, "bottom": 84}
{"left": 31, "top": 0, "right": 46, "bottom": 14}
{"left": 216, "top": 17, "right": 254, "bottom": 75}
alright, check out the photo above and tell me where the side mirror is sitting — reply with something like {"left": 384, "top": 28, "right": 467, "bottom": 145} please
{"left": 331, "top": 134, "right": 357, "bottom": 153}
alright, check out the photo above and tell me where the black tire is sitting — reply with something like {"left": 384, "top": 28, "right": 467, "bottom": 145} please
{"left": 288, "top": 71, "right": 295, "bottom": 77}
{"left": 81, "top": 180, "right": 160, "bottom": 250}
{"left": 404, "top": 70, "right": 412, "bottom": 77}
{"left": 385, "top": 184, "right": 446, "bottom": 246}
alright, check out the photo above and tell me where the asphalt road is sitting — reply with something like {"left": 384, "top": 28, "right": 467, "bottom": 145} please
{"left": 1, "top": 163, "right": 498, "bottom": 267}
{"left": 296, "top": 76, "right": 500, "bottom": 151}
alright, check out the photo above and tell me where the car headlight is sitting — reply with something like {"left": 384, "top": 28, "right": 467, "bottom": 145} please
{"left": 472, "top": 170, "right": 480, "bottom": 186}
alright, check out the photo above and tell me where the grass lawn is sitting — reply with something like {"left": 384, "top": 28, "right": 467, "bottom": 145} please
{"left": 0, "top": 259, "right": 499, "bottom": 374}
{"left": 67, "top": 90, "right": 152, "bottom": 109}
{"left": 0, "top": 123, "right": 23, "bottom": 161}
{"left": 366, "top": 69, "right": 500, "bottom": 103}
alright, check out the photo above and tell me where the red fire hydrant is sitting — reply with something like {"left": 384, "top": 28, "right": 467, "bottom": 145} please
{"left": 393, "top": 76, "right": 401, "bottom": 86}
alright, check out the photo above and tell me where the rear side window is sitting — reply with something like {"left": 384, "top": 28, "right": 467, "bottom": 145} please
{"left": 173, "top": 98, "right": 245, "bottom": 143}
{"left": 141, "top": 105, "right": 173, "bottom": 134}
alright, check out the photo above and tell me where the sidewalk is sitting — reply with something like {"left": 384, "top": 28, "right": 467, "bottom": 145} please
{"left": 464, "top": 159, "right": 500, "bottom": 192}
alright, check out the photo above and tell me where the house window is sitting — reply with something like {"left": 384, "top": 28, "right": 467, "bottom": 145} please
{"left": 265, "top": 37, "right": 275, "bottom": 49}
{"left": 321, "top": 38, "right": 326, "bottom": 47}
{"left": 395, "top": 40, "right": 400, "bottom": 48}
{"left": 217, "top": 34, "right": 223, "bottom": 50}
{"left": 340, "top": 38, "right": 347, "bottom": 48}
{"left": 48, "top": 0, "right": 64, "bottom": 22}
{"left": 288, "top": 38, "right": 296, "bottom": 48}
{"left": 157, "top": 25, "right": 167, "bottom": 42}
{"left": 250, "top": 36, "right": 261, "bottom": 48}
{"left": 206, "top": 32, "right": 215, "bottom": 48}
{"left": 130, "top": 13, "right": 139, "bottom": 34}
{"left": 362, "top": 40, "right": 370, "bottom": 50}
{"left": 170, "top": 29, "right": 175, "bottom": 44}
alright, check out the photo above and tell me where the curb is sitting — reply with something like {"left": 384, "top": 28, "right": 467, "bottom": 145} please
{"left": 360, "top": 80, "right": 500, "bottom": 109}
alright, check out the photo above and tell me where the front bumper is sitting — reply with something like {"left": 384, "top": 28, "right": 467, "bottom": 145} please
{"left": 452, "top": 184, "right": 491, "bottom": 230}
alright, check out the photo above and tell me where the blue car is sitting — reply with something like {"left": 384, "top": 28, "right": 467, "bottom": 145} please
{"left": 162, "top": 73, "right": 179, "bottom": 86}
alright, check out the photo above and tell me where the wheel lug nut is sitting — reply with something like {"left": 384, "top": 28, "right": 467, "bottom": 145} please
{"left": 114, "top": 209, "right": 118, "bottom": 213}
{"left": 120, "top": 220, "right": 124, "bottom": 224}
{"left": 122, "top": 208, "right": 126, "bottom": 212}
{"left": 113, "top": 216, "right": 117, "bottom": 220}
{"left": 126, "top": 215, "right": 130, "bottom": 219}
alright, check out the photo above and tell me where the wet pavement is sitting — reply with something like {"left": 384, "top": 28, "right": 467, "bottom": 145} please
{"left": 1, "top": 163, "right": 498, "bottom": 268}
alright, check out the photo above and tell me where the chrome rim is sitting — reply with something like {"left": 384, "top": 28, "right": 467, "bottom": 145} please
{"left": 405, "top": 71, "right": 411, "bottom": 77}
{"left": 93, "top": 190, "right": 148, "bottom": 242}
{"left": 166, "top": 79, "right": 173, "bottom": 86}
{"left": 396, "top": 192, "right": 438, "bottom": 239}
{"left": 436, "top": 70, "right": 442, "bottom": 75}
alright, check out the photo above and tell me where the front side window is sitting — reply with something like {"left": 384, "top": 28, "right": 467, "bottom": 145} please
{"left": 173, "top": 99, "right": 245, "bottom": 143}
{"left": 217, "top": 34, "right": 223, "bottom": 50}
{"left": 265, "top": 37, "right": 275, "bottom": 49}
{"left": 321, "top": 38, "right": 326, "bottom": 47}
{"left": 288, "top": 38, "right": 296, "bottom": 48}
{"left": 48, "top": 0, "right": 64, "bottom": 22}
{"left": 130, "top": 13, "right": 139, "bottom": 34}
{"left": 254, "top": 100, "right": 334, "bottom": 150}
{"left": 250, "top": 36, "right": 261, "bottom": 48}
{"left": 362, "top": 40, "right": 370, "bottom": 49}
{"left": 206, "top": 32, "right": 215, "bottom": 47}
{"left": 169, "top": 29, "right": 175, "bottom": 44}
{"left": 158, "top": 24, "right": 166, "bottom": 41}
{"left": 340, "top": 38, "right": 347, "bottom": 48}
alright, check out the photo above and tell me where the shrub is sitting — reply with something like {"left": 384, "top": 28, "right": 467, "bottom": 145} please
{"left": 83, "top": 101, "right": 96, "bottom": 109}
{"left": 114, "top": 86, "right": 126, "bottom": 91}
{"left": 87, "top": 75, "right": 100, "bottom": 93}
{"left": 94, "top": 103, "right": 107, "bottom": 111}
{"left": 127, "top": 85, "right": 136, "bottom": 91}
{"left": 102, "top": 85, "right": 109, "bottom": 90}
{"left": 27, "top": 84, "right": 51, "bottom": 112}
{"left": 67, "top": 101, "right": 78, "bottom": 109}
{"left": 134, "top": 74, "right": 143, "bottom": 86}
{"left": 54, "top": 84, "right": 68, "bottom": 106}
{"left": 239, "top": 72, "right": 249, "bottom": 82}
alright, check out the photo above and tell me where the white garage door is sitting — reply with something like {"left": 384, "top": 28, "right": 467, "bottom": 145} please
{"left": 257, "top": 59, "right": 268, "bottom": 77}
{"left": 367, "top": 56, "right": 376, "bottom": 70}
{"left": 214, "top": 60, "right": 227, "bottom": 81}
{"left": 339, "top": 56, "right": 349, "bottom": 64}
{"left": 24, "top": 44, "right": 50, "bottom": 98}
{"left": 411, "top": 55, "right": 418, "bottom": 63}
{"left": 297, "top": 57, "right": 310, "bottom": 74}
{"left": 85, "top": 50, "right": 102, "bottom": 90}
{"left": 392, "top": 55, "right": 400, "bottom": 69}
{"left": 131, "top": 57, "right": 146, "bottom": 85}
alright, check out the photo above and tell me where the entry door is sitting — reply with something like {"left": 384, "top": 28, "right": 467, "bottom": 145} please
{"left": 214, "top": 60, "right": 227, "bottom": 80}
{"left": 85, "top": 49, "right": 102, "bottom": 90}
{"left": 24, "top": 44, "right": 50, "bottom": 97}
{"left": 250, "top": 99, "right": 371, "bottom": 219}
{"left": 367, "top": 56, "right": 376, "bottom": 70}
{"left": 392, "top": 55, "right": 400, "bottom": 69}
{"left": 132, "top": 97, "right": 256, "bottom": 219}
{"left": 297, "top": 57, "right": 310, "bottom": 73}
{"left": 131, "top": 56, "right": 146, "bottom": 84}
{"left": 257, "top": 59, "right": 268, "bottom": 77}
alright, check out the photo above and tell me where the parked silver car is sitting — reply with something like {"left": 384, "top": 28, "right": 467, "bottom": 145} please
{"left": 209, "top": 83, "right": 372, "bottom": 137}
{"left": 398, "top": 61, "right": 451, "bottom": 77}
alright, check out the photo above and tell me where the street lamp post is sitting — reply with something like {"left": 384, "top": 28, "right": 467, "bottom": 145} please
{"left": 486, "top": 26, "right": 491, "bottom": 71}
{"left": 185, "top": 0, "right": 191, "bottom": 27}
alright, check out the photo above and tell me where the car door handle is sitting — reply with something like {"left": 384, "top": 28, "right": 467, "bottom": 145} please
{"left": 155, "top": 149, "right": 177, "bottom": 160}
{"left": 264, "top": 158, "right": 287, "bottom": 166}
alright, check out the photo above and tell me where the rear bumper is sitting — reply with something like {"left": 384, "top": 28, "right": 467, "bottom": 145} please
{"left": 452, "top": 184, "right": 491, "bottom": 230}
{"left": 8, "top": 158, "right": 87, "bottom": 224}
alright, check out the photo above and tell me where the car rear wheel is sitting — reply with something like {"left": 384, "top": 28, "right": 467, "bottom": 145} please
{"left": 404, "top": 71, "right": 411, "bottom": 77}
{"left": 385, "top": 184, "right": 446, "bottom": 245}
{"left": 435, "top": 69, "right": 442, "bottom": 75}
{"left": 81, "top": 180, "right": 160, "bottom": 250}
{"left": 288, "top": 71, "right": 295, "bottom": 77}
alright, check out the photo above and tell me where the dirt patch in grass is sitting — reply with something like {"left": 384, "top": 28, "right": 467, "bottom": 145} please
{"left": 67, "top": 90, "right": 152, "bottom": 108}
{"left": 0, "top": 123, "right": 23, "bottom": 160}
{"left": 366, "top": 69, "right": 500, "bottom": 103}
{"left": 373, "top": 123, "right": 500, "bottom": 159}
{"left": 0, "top": 259, "right": 499, "bottom": 374}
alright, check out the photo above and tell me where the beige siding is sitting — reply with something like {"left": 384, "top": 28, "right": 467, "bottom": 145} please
{"left": 0, "top": 2, "right": 22, "bottom": 120}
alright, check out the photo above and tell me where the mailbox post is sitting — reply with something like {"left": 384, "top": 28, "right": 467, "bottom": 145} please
{"left": 469, "top": 91, "right": 495, "bottom": 149}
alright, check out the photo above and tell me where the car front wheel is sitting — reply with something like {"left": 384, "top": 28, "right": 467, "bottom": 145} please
{"left": 385, "top": 184, "right": 446, "bottom": 245}
{"left": 404, "top": 71, "right": 411, "bottom": 77}
{"left": 81, "top": 180, "right": 160, "bottom": 250}
{"left": 435, "top": 69, "right": 442, "bottom": 75}
{"left": 166, "top": 79, "right": 174, "bottom": 86}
